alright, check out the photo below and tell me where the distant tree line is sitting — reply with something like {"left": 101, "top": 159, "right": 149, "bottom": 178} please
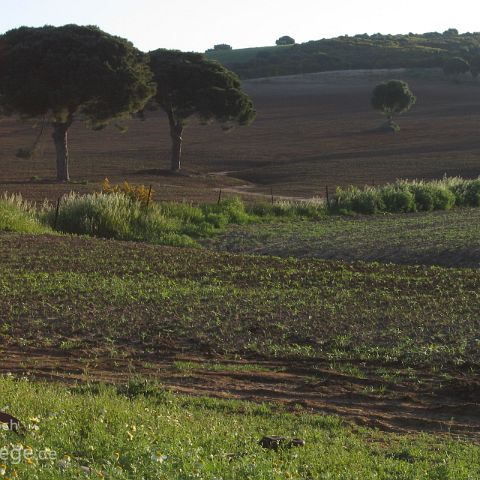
{"left": 209, "top": 30, "right": 480, "bottom": 79}
{"left": 0, "top": 25, "right": 256, "bottom": 181}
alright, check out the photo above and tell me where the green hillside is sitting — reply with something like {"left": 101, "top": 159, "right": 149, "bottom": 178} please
{"left": 205, "top": 31, "right": 480, "bottom": 79}
{"left": 205, "top": 44, "right": 293, "bottom": 64}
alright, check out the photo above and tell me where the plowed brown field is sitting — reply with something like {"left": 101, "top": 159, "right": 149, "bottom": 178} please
{"left": 1, "top": 69, "right": 480, "bottom": 203}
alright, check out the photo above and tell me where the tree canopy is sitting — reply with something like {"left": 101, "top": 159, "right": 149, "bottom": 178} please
{"left": 148, "top": 49, "right": 256, "bottom": 171}
{"left": 371, "top": 80, "right": 416, "bottom": 130}
{"left": 0, "top": 24, "right": 155, "bottom": 180}
{"left": 443, "top": 28, "right": 459, "bottom": 36}
{"left": 276, "top": 36, "right": 295, "bottom": 46}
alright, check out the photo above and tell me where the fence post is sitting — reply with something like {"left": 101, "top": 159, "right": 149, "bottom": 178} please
{"left": 145, "top": 185, "right": 153, "bottom": 210}
{"left": 217, "top": 189, "right": 222, "bottom": 205}
{"left": 325, "top": 185, "right": 330, "bottom": 207}
{"left": 53, "top": 196, "right": 62, "bottom": 230}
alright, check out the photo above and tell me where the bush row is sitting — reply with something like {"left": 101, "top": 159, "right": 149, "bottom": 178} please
{"left": 41, "top": 193, "right": 328, "bottom": 245}
{"left": 1, "top": 176, "right": 480, "bottom": 245}
{"left": 41, "top": 193, "right": 258, "bottom": 247}
{"left": 330, "top": 177, "right": 480, "bottom": 214}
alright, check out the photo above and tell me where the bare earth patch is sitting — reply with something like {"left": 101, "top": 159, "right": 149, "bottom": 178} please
{"left": 3, "top": 346, "right": 479, "bottom": 442}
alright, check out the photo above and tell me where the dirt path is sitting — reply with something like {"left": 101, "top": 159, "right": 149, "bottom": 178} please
{"left": 3, "top": 346, "right": 478, "bottom": 441}
{"left": 218, "top": 184, "right": 317, "bottom": 202}
{"left": 210, "top": 171, "right": 318, "bottom": 202}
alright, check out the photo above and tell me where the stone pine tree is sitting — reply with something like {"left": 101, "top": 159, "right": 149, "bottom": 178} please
{"left": 147, "top": 49, "right": 256, "bottom": 171}
{"left": 371, "top": 80, "right": 416, "bottom": 131}
{"left": 0, "top": 25, "right": 155, "bottom": 181}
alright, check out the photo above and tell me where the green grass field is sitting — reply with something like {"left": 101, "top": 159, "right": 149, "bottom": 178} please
{"left": 0, "top": 376, "right": 479, "bottom": 480}
{"left": 1, "top": 232, "right": 479, "bottom": 368}
{"left": 1, "top": 202, "right": 480, "bottom": 478}
{"left": 204, "top": 207, "right": 480, "bottom": 268}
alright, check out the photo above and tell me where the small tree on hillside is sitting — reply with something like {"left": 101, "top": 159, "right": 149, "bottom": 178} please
{"left": 371, "top": 80, "right": 416, "bottom": 131}
{"left": 147, "top": 49, "right": 256, "bottom": 171}
{"left": 276, "top": 36, "right": 295, "bottom": 46}
{"left": 443, "top": 28, "right": 459, "bottom": 36}
{"left": 443, "top": 57, "right": 470, "bottom": 81}
{"left": 0, "top": 25, "right": 155, "bottom": 181}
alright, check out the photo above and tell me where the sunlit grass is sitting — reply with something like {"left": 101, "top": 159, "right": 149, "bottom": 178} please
{"left": 0, "top": 376, "right": 478, "bottom": 479}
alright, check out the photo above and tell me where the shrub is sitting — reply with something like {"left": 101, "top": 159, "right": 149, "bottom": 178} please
{"left": 464, "top": 180, "right": 480, "bottom": 206}
{"left": 45, "top": 192, "right": 135, "bottom": 238}
{"left": 410, "top": 184, "right": 435, "bottom": 211}
{"left": 352, "top": 189, "right": 384, "bottom": 214}
{"left": 201, "top": 197, "right": 251, "bottom": 225}
{"left": 43, "top": 192, "right": 196, "bottom": 247}
{"left": 331, "top": 186, "right": 384, "bottom": 214}
{"left": 158, "top": 201, "right": 205, "bottom": 224}
{"left": 432, "top": 187, "right": 455, "bottom": 210}
{"left": 451, "top": 178, "right": 480, "bottom": 207}
{"left": 379, "top": 185, "right": 416, "bottom": 213}
{"left": 409, "top": 183, "right": 455, "bottom": 211}
{"left": 102, "top": 178, "right": 153, "bottom": 206}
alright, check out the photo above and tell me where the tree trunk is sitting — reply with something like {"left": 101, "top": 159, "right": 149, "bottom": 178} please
{"left": 171, "top": 125, "right": 183, "bottom": 171}
{"left": 167, "top": 109, "right": 183, "bottom": 171}
{"left": 52, "top": 118, "right": 72, "bottom": 182}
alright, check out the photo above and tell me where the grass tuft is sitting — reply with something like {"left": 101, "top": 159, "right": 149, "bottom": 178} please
{"left": 0, "top": 194, "right": 52, "bottom": 234}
